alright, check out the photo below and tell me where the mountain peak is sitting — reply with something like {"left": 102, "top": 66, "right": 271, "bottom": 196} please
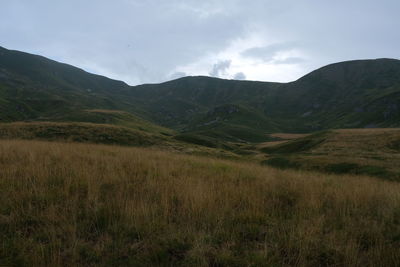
{"left": 295, "top": 58, "right": 400, "bottom": 87}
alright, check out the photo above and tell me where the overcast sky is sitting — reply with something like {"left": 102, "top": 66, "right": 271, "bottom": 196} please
{"left": 1, "top": 0, "right": 399, "bottom": 85}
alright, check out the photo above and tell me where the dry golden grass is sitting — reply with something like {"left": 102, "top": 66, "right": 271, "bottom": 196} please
{"left": 259, "top": 133, "right": 310, "bottom": 150}
{"left": 269, "top": 133, "right": 310, "bottom": 140}
{"left": 258, "top": 140, "right": 290, "bottom": 149}
{"left": 319, "top": 128, "right": 400, "bottom": 154}
{"left": 0, "top": 139, "right": 399, "bottom": 266}
{"left": 303, "top": 129, "right": 400, "bottom": 175}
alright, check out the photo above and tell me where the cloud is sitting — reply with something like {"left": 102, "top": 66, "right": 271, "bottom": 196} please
{"left": 241, "top": 42, "right": 298, "bottom": 62}
{"left": 169, "top": 71, "right": 187, "bottom": 80}
{"left": 1, "top": 0, "right": 399, "bottom": 84}
{"left": 209, "top": 60, "right": 231, "bottom": 77}
{"left": 274, "top": 57, "right": 305, "bottom": 65}
{"left": 233, "top": 72, "right": 246, "bottom": 80}
{"left": 0, "top": 0, "right": 246, "bottom": 85}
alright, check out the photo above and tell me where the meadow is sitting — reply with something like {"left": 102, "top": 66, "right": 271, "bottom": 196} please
{"left": 0, "top": 139, "right": 399, "bottom": 266}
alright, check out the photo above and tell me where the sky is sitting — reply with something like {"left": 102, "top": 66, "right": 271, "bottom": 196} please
{"left": 1, "top": 0, "right": 399, "bottom": 85}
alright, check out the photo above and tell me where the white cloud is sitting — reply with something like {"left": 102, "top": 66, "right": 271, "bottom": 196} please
{"left": 172, "top": 33, "right": 308, "bottom": 82}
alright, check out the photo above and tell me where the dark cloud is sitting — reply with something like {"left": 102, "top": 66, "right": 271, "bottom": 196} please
{"left": 209, "top": 60, "right": 231, "bottom": 77}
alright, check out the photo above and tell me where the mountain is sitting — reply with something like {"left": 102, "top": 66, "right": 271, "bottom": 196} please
{"left": 264, "top": 59, "right": 400, "bottom": 131}
{"left": 129, "top": 77, "right": 281, "bottom": 142}
{"left": 0, "top": 46, "right": 142, "bottom": 121}
{"left": 1, "top": 45, "right": 400, "bottom": 143}
{"left": 129, "top": 58, "right": 400, "bottom": 139}
{"left": 130, "top": 76, "right": 279, "bottom": 126}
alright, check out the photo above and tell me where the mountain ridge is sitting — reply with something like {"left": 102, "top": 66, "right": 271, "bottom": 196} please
{"left": 1, "top": 45, "right": 400, "bottom": 142}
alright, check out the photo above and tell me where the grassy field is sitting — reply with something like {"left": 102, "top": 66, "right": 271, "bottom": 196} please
{"left": 0, "top": 140, "right": 399, "bottom": 266}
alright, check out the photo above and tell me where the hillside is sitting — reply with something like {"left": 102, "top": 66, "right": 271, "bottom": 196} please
{"left": 130, "top": 59, "right": 400, "bottom": 136}
{"left": 129, "top": 77, "right": 279, "bottom": 130}
{"left": 0, "top": 121, "right": 245, "bottom": 160}
{"left": 59, "top": 109, "right": 175, "bottom": 136}
{"left": 1, "top": 139, "right": 399, "bottom": 266}
{"left": 264, "top": 59, "right": 400, "bottom": 131}
{"left": 261, "top": 128, "right": 400, "bottom": 180}
{"left": 0, "top": 46, "right": 142, "bottom": 121}
{"left": 0, "top": 122, "right": 163, "bottom": 146}
{"left": 2, "top": 46, "right": 400, "bottom": 143}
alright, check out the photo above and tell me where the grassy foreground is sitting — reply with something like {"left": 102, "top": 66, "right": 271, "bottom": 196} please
{"left": 0, "top": 140, "right": 399, "bottom": 266}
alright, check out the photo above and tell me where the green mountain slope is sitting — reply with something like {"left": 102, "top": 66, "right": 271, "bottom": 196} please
{"left": 181, "top": 104, "right": 279, "bottom": 142}
{"left": 1, "top": 45, "right": 400, "bottom": 144}
{"left": 129, "top": 76, "right": 280, "bottom": 128}
{"left": 0, "top": 46, "right": 144, "bottom": 121}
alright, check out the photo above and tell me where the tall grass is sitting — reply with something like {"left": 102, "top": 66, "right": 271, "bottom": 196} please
{"left": 0, "top": 140, "right": 399, "bottom": 266}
